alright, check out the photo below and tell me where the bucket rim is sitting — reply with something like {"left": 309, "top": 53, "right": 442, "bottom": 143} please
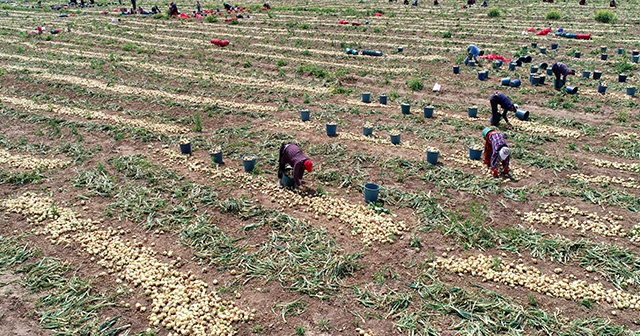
{"left": 364, "top": 182, "right": 380, "bottom": 190}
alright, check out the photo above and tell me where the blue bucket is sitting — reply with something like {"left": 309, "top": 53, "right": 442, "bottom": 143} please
{"left": 363, "top": 125, "right": 374, "bottom": 136}
{"left": 597, "top": 83, "right": 607, "bottom": 94}
{"left": 363, "top": 183, "right": 380, "bottom": 203}
{"left": 242, "top": 155, "right": 257, "bottom": 172}
{"left": 401, "top": 103, "right": 411, "bottom": 115}
{"left": 539, "top": 75, "right": 546, "bottom": 85}
{"left": 300, "top": 109, "right": 310, "bottom": 121}
{"left": 390, "top": 133, "right": 401, "bottom": 145}
{"left": 397, "top": 46, "right": 404, "bottom": 53}
{"left": 601, "top": 46, "right": 607, "bottom": 53}
{"left": 467, "top": 106, "right": 478, "bottom": 118}
{"left": 551, "top": 43, "right": 558, "bottom": 50}
{"left": 566, "top": 86, "right": 578, "bottom": 94}
{"left": 601, "top": 54, "right": 608, "bottom": 61}
{"left": 539, "top": 47, "right": 546, "bottom": 54}
{"left": 509, "top": 79, "right": 521, "bottom": 87}
{"left": 633, "top": 50, "right": 639, "bottom": 56}
{"left": 520, "top": 55, "right": 532, "bottom": 63}
{"left": 531, "top": 42, "right": 537, "bottom": 48}
{"left": 281, "top": 174, "right": 294, "bottom": 187}
{"left": 380, "top": 94, "right": 388, "bottom": 105}
{"left": 574, "top": 51, "right": 581, "bottom": 58}
{"left": 515, "top": 109, "right": 530, "bottom": 121}
{"left": 582, "top": 70, "right": 590, "bottom": 79}
{"left": 530, "top": 74, "right": 540, "bottom": 85}
{"left": 326, "top": 123, "right": 337, "bottom": 136}
{"left": 210, "top": 151, "right": 223, "bottom": 164}
{"left": 501, "top": 77, "right": 511, "bottom": 86}
{"left": 179, "top": 142, "right": 192, "bottom": 155}
{"left": 493, "top": 60, "right": 503, "bottom": 69}
{"left": 361, "top": 92, "right": 371, "bottom": 103}
{"left": 627, "top": 86, "right": 636, "bottom": 97}
{"left": 554, "top": 78, "right": 563, "bottom": 90}
{"left": 426, "top": 150, "right": 439, "bottom": 164}
{"left": 478, "top": 71, "right": 487, "bottom": 81}
{"left": 508, "top": 62, "right": 517, "bottom": 71}
{"left": 530, "top": 65, "right": 539, "bottom": 73}
{"left": 546, "top": 68, "right": 553, "bottom": 76}
{"left": 515, "top": 59, "right": 523, "bottom": 67}
{"left": 453, "top": 65, "right": 460, "bottom": 74}
{"left": 468, "top": 60, "right": 475, "bottom": 67}
{"left": 593, "top": 71, "right": 602, "bottom": 80}
{"left": 469, "top": 147, "right": 483, "bottom": 160}
{"left": 423, "top": 106, "right": 434, "bottom": 118}
{"left": 632, "top": 55, "right": 640, "bottom": 63}
{"left": 618, "top": 74, "right": 627, "bottom": 83}
{"left": 618, "top": 47, "right": 624, "bottom": 55}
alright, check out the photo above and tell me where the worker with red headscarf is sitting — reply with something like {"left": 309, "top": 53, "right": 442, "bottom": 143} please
{"left": 483, "top": 128, "right": 512, "bottom": 178}
{"left": 278, "top": 143, "right": 313, "bottom": 187}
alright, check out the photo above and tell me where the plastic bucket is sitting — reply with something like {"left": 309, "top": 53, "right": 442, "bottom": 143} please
{"left": 242, "top": 156, "right": 257, "bottom": 172}
{"left": 530, "top": 65, "right": 539, "bottom": 73}
{"left": 390, "top": 133, "right": 401, "bottom": 145}
{"left": 601, "top": 54, "right": 608, "bottom": 61}
{"left": 426, "top": 150, "right": 439, "bottom": 164}
{"left": 547, "top": 68, "right": 553, "bottom": 76}
{"left": 469, "top": 147, "right": 483, "bottom": 160}
{"left": 633, "top": 50, "right": 640, "bottom": 56}
{"left": 627, "top": 86, "right": 636, "bottom": 97}
{"left": 530, "top": 74, "right": 540, "bottom": 85}
{"left": 597, "top": 83, "right": 607, "bottom": 94}
{"left": 632, "top": 55, "right": 640, "bottom": 63}
{"left": 574, "top": 51, "right": 581, "bottom": 58}
{"left": 401, "top": 103, "right": 411, "bottom": 115}
{"left": 601, "top": 46, "right": 607, "bottom": 53}
{"left": 520, "top": 55, "right": 532, "bottom": 63}
{"left": 551, "top": 43, "right": 558, "bottom": 50}
{"left": 423, "top": 106, "right": 434, "bottom": 118}
{"left": 515, "top": 109, "right": 530, "bottom": 121}
{"left": 478, "top": 71, "right": 487, "bottom": 81}
{"left": 210, "top": 151, "right": 223, "bottom": 164}
{"left": 515, "top": 59, "right": 523, "bottom": 67}
{"left": 179, "top": 142, "right": 192, "bottom": 155}
{"left": 618, "top": 74, "right": 627, "bottom": 83}
{"left": 501, "top": 77, "right": 511, "bottom": 86}
{"left": 531, "top": 42, "right": 537, "bottom": 48}
{"left": 453, "top": 65, "right": 460, "bottom": 74}
{"left": 508, "top": 62, "right": 517, "bottom": 71}
{"left": 361, "top": 92, "right": 371, "bottom": 103}
{"left": 566, "top": 86, "right": 578, "bottom": 94}
{"left": 467, "top": 106, "right": 478, "bottom": 118}
{"left": 509, "top": 79, "right": 521, "bottom": 87}
{"left": 618, "top": 47, "right": 624, "bottom": 55}
{"left": 493, "top": 60, "right": 503, "bottom": 69}
{"left": 326, "top": 123, "right": 338, "bottom": 136}
{"left": 380, "top": 94, "right": 388, "bottom": 105}
{"left": 539, "top": 47, "right": 546, "bottom": 54}
{"left": 300, "top": 109, "right": 310, "bottom": 121}
{"left": 539, "top": 62, "right": 548, "bottom": 70}
{"left": 539, "top": 74, "right": 546, "bottom": 85}
{"left": 582, "top": 70, "right": 590, "bottom": 79}
{"left": 363, "top": 125, "right": 374, "bottom": 136}
{"left": 281, "top": 174, "right": 294, "bottom": 187}
{"left": 468, "top": 60, "right": 476, "bottom": 67}
{"left": 593, "top": 71, "right": 602, "bottom": 80}
{"left": 397, "top": 46, "right": 404, "bottom": 53}
{"left": 363, "top": 183, "right": 380, "bottom": 203}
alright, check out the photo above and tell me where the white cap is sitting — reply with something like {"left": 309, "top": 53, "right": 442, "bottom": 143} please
{"left": 499, "top": 147, "right": 511, "bottom": 160}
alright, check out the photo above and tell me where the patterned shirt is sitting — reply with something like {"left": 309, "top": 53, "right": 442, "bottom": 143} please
{"left": 486, "top": 131, "right": 510, "bottom": 169}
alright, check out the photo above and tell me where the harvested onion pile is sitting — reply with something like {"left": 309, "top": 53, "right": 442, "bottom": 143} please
{"left": 0, "top": 148, "right": 70, "bottom": 170}
{"left": 3, "top": 194, "right": 254, "bottom": 336}
{"left": 570, "top": 173, "right": 639, "bottom": 189}
{"left": 521, "top": 203, "right": 628, "bottom": 238}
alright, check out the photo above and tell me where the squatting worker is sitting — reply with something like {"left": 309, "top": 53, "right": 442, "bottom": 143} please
{"left": 551, "top": 61, "right": 575, "bottom": 89}
{"left": 483, "top": 128, "right": 511, "bottom": 178}
{"left": 489, "top": 92, "right": 516, "bottom": 127}
{"left": 278, "top": 142, "right": 313, "bottom": 187}
{"left": 464, "top": 44, "right": 484, "bottom": 65}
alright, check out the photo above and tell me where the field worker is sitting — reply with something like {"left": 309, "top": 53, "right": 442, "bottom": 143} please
{"left": 196, "top": 0, "right": 201, "bottom": 13}
{"left": 130, "top": 0, "right": 136, "bottom": 11}
{"left": 610, "top": 0, "right": 616, "bottom": 7}
{"left": 489, "top": 92, "right": 516, "bottom": 127}
{"left": 278, "top": 143, "right": 313, "bottom": 187}
{"left": 169, "top": 2, "right": 179, "bottom": 15}
{"left": 464, "top": 44, "right": 483, "bottom": 65}
{"left": 551, "top": 62, "right": 575, "bottom": 89}
{"left": 483, "top": 128, "right": 511, "bottom": 177}
{"left": 481, "top": 0, "right": 487, "bottom": 6}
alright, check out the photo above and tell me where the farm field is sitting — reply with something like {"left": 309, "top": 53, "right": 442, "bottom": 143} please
{"left": 0, "top": 0, "right": 639, "bottom": 334}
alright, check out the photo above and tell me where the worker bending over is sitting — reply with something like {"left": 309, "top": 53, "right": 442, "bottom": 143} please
{"left": 278, "top": 143, "right": 313, "bottom": 187}
{"left": 489, "top": 92, "right": 516, "bottom": 127}
{"left": 551, "top": 62, "right": 575, "bottom": 90}
{"left": 464, "top": 44, "right": 484, "bottom": 65}
{"left": 483, "top": 128, "right": 512, "bottom": 178}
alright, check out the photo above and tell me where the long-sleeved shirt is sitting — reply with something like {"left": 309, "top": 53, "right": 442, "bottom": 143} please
{"left": 484, "top": 130, "right": 510, "bottom": 169}
{"left": 278, "top": 143, "right": 309, "bottom": 186}
{"left": 468, "top": 45, "right": 481, "bottom": 60}
{"left": 552, "top": 62, "right": 571, "bottom": 82}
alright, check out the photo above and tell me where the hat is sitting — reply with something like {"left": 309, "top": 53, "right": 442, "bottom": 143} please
{"left": 499, "top": 147, "right": 511, "bottom": 160}
{"left": 482, "top": 127, "right": 494, "bottom": 139}
{"left": 304, "top": 160, "right": 313, "bottom": 173}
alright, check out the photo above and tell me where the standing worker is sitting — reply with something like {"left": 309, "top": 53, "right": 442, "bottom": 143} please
{"left": 551, "top": 61, "right": 575, "bottom": 90}
{"left": 489, "top": 92, "right": 517, "bottom": 127}
{"left": 278, "top": 143, "right": 313, "bottom": 187}
{"left": 483, "top": 128, "right": 512, "bottom": 178}
{"left": 464, "top": 44, "right": 484, "bottom": 65}
{"left": 130, "top": 0, "right": 136, "bottom": 11}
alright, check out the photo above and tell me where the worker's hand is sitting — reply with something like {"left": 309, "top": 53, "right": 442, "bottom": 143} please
{"left": 492, "top": 168, "right": 500, "bottom": 178}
